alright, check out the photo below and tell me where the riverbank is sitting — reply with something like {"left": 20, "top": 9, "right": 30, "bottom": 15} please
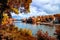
{"left": 21, "top": 14, "right": 60, "bottom": 26}
{"left": 40, "top": 22, "right": 60, "bottom": 26}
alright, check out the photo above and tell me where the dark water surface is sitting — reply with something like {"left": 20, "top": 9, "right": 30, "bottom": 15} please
{"left": 14, "top": 21, "right": 56, "bottom": 37}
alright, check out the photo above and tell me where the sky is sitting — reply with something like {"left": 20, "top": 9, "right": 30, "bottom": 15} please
{"left": 11, "top": 0, "right": 60, "bottom": 19}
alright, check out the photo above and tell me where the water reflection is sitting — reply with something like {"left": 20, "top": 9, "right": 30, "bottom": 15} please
{"left": 14, "top": 21, "right": 55, "bottom": 36}
{"left": 54, "top": 25, "right": 60, "bottom": 35}
{"left": 54, "top": 25, "right": 60, "bottom": 40}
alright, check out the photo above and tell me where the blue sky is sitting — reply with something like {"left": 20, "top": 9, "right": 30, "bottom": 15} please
{"left": 11, "top": 0, "right": 60, "bottom": 19}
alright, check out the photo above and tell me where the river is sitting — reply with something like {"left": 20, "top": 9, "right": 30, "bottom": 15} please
{"left": 14, "top": 21, "right": 56, "bottom": 37}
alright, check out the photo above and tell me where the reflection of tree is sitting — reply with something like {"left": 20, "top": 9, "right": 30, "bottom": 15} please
{"left": 55, "top": 25, "right": 60, "bottom": 40}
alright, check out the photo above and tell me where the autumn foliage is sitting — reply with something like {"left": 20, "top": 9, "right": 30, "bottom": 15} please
{"left": 36, "top": 30, "right": 57, "bottom": 40}
{"left": 0, "top": 25, "right": 37, "bottom": 40}
{"left": 0, "top": 24, "right": 58, "bottom": 40}
{"left": 7, "top": 0, "right": 32, "bottom": 13}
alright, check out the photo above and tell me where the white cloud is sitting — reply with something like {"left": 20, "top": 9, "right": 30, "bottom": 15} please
{"left": 12, "top": 0, "right": 60, "bottom": 19}
{"left": 29, "top": 6, "right": 48, "bottom": 16}
{"left": 52, "top": 0, "right": 60, "bottom": 4}
{"left": 12, "top": 5, "right": 48, "bottom": 18}
{"left": 32, "top": 0, "right": 60, "bottom": 13}
{"left": 11, "top": 12, "right": 18, "bottom": 16}
{"left": 43, "top": 4, "right": 59, "bottom": 11}
{"left": 32, "top": 0, "right": 50, "bottom": 5}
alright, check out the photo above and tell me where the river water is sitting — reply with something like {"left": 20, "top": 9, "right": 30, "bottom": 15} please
{"left": 14, "top": 21, "right": 56, "bottom": 37}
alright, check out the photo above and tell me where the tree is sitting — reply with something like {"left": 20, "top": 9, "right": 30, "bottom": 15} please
{"left": 0, "top": 0, "right": 32, "bottom": 25}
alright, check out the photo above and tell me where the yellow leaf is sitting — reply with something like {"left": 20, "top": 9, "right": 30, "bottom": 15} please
{"left": 11, "top": 7, "right": 19, "bottom": 14}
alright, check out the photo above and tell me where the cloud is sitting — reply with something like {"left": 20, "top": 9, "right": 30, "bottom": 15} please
{"left": 32, "top": 0, "right": 60, "bottom": 14}
{"left": 11, "top": 0, "right": 60, "bottom": 19}
{"left": 12, "top": 5, "right": 48, "bottom": 18}
{"left": 32, "top": 0, "right": 50, "bottom": 5}
{"left": 43, "top": 4, "right": 60, "bottom": 12}
{"left": 29, "top": 6, "right": 48, "bottom": 16}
